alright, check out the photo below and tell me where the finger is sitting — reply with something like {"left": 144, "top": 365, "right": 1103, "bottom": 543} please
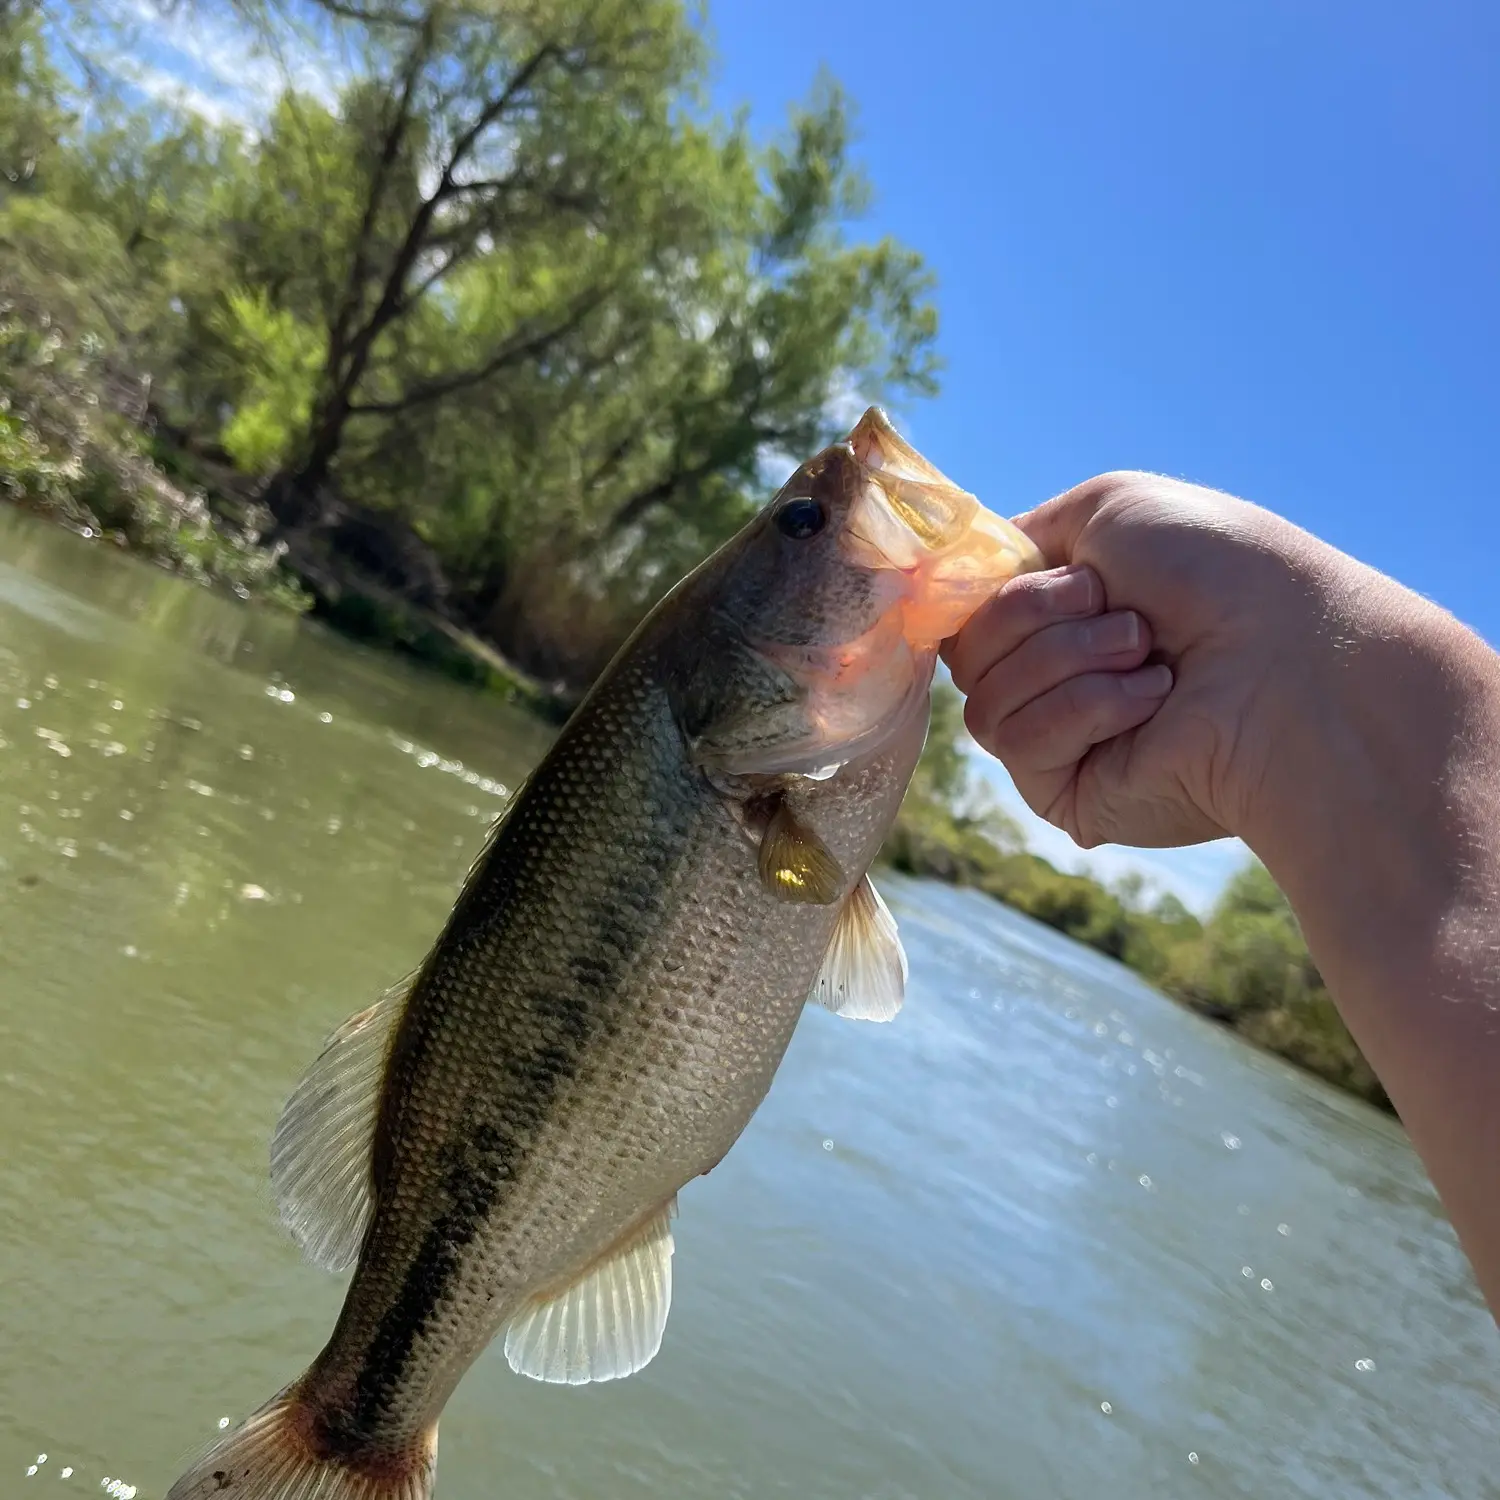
{"left": 943, "top": 564, "right": 1104, "bottom": 694}
{"left": 962, "top": 610, "right": 1152, "bottom": 741}
{"left": 966, "top": 664, "right": 1174, "bottom": 782}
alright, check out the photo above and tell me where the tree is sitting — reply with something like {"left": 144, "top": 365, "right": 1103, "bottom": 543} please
{"left": 233, "top": 0, "right": 707, "bottom": 534}
{"left": 398, "top": 77, "right": 940, "bottom": 680}
{"left": 0, "top": 0, "right": 66, "bottom": 194}
{"left": 180, "top": 0, "right": 940, "bottom": 679}
{"left": 5, "top": 0, "right": 941, "bottom": 687}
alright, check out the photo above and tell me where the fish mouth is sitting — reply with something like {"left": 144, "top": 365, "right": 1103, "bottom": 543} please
{"left": 841, "top": 407, "right": 1043, "bottom": 645}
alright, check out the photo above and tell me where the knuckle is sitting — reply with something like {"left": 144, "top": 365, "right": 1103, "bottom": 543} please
{"left": 1058, "top": 672, "right": 1112, "bottom": 723}
{"left": 1092, "top": 468, "right": 1152, "bottom": 491}
{"left": 947, "top": 576, "right": 1062, "bottom": 693}
{"left": 1066, "top": 470, "right": 1141, "bottom": 509}
{"left": 1077, "top": 469, "right": 1162, "bottom": 519}
{"left": 969, "top": 696, "right": 1023, "bottom": 763}
{"left": 990, "top": 573, "right": 1050, "bottom": 621}
{"left": 1003, "top": 569, "right": 1061, "bottom": 608}
{"left": 944, "top": 655, "right": 973, "bottom": 695}
{"left": 1021, "top": 779, "right": 1067, "bottom": 825}
{"left": 962, "top": 691, "right": 998, "bottom": 748}
{"left": 945, "top": 630, "right": 991, "bottom": 695}
{"left": 978, "top": 575, "right": 1053, "bottom": 641}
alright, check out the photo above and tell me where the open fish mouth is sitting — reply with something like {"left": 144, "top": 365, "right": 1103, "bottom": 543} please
{"left": 841, "top": 407, "right": 1044, "bottom": 647}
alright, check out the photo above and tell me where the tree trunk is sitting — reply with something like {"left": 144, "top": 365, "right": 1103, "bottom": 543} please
{"left": 263, "top": 390, "right": 353, "bottom": 536}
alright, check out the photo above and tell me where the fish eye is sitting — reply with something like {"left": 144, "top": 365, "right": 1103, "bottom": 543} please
{"left": 775, "top": 498, "right": 826, "bottom": 541}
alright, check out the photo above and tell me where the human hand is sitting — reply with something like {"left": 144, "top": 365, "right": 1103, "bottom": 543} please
{"left": 946, "top": 471, "right": 1500, "bottom": 1317}
{"left": 942, "top": 472, "right": 1346, "bottom": 851}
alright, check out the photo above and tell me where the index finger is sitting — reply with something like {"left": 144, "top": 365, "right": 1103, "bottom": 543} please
{"left": 1011, "top": 473, "right": 1129, "bottom": 568}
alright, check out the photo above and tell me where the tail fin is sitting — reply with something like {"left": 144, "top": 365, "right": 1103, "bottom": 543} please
{"left": 166, "top": 1386, "right": 437, "bottom": 1500}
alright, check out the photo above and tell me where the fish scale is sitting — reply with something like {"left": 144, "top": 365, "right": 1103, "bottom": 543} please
{"left": 306, "top": 660, "right": 867, "bottom": 1444}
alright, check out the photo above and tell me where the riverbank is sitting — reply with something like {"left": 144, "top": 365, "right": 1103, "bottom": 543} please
{"left": 0, "top": 296, "right": 570, "bottom": 718}
{"left": 0, "top": 289, "right": 310, "bottom": 613}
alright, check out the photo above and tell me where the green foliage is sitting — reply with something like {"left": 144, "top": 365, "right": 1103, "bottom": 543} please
{"left": 0, "top": 193, "right": 308, "bottom": 608}
{"left": 0, "top": 0, "right": 66, "bottom": 192}
{"left": 911, "top": 677, "right": 972, "bottom": 805}
{"left": 215, "top": 290, "right": 324, "bottom": 473}
{"left": 1149, "top": 864, "right": 1387, "bottom": 1105}
{"left": 888, "top": 679, "right": 1025, "bottom": 877}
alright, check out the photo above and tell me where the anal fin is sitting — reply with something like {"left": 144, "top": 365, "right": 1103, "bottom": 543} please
{"left": 809, "top": 875, "right": 908, "bottom": 1022}
{"left": 504, "top": 1199, "right": 677, "bottom": 1385}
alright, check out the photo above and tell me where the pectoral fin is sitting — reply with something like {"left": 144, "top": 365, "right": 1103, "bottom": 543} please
{"left": 758, "top": 801, "right": 844, "bottom": 904}
{"left": 808, "top": 875, "right": 908, "bottom": 1022}
{"left": 269, "top": 977, "right": 410, "bottom": 1272}
{"left": 504, "top": 1199, "right": 677, "bottom": 1385}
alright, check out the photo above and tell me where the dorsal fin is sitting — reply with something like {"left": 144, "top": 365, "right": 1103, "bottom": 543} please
{"left": 808, "top": 874, "right": 908, "bottom": 1022}
{"left": 268, "top": 977, "right": 411, "bottom": 1272}
{"left": 503, "top": 1198, "right": 677, "bottom": 1385}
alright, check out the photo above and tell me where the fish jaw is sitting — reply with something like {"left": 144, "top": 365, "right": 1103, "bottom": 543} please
{"left": 842, "top": 406, "right": 1045, "bottom": 648}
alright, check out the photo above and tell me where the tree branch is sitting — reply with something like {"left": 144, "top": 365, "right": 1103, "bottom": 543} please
{"left": 583, "top": 428, "right": 643, "bottom": 492}
{"left": 433, "top": 44, "right": 559, "bottom": 204}
{"left": 303, "top": 0, "right": 423, "bottom": 29}
{"left": 325, "top": 15, "right": 434, "bottom": 361}
{"left": 327, "top": 41, "right": 561, "bottom": 401}
{"left": 346, "top": 286, "right": 612, "bottom": 415}
{"left": 606, "top": 414, "right": 788, "bottom": 534}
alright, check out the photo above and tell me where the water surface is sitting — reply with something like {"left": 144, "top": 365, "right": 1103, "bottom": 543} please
{"left": 0, "top": 511, "right": 1493, "bottom": 1499}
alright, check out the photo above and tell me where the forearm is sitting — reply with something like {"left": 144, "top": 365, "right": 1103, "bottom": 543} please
{"left": 1246, "top": 550, "right": 1500, "bottom": 1313}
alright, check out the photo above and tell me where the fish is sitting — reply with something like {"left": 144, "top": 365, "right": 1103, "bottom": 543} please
{"left": 165, "top": 407, "right": 1043, "bottom": 1500}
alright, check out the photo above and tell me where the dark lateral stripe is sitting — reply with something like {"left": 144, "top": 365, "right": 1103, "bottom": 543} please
{"left": 345, "top": 730, "right": 704, "bottom": 1434}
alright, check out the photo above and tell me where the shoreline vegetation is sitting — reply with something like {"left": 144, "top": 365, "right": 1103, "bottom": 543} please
{"left": 0, "top": 0, "right": 1386, "bottom": 1112}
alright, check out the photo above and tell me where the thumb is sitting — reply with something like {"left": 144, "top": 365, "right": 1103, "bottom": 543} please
{"left": 1011, "top": 474, "right": 1120, "bottom": 570}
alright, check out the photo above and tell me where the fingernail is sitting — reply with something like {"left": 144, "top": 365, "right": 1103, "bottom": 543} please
{"left": 1045, "top": 566, "right": 1099, "bottom": 616}
{"left": 1121, "top": 664, "right": 1173, "bottom": 698}
{"left": 1085, "top": 612, "right": 1139, "bottom": 654}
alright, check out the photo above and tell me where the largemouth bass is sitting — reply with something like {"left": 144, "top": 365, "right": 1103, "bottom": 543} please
{"left": 167, "top": 409, "right": 1041, "bottom": 1500}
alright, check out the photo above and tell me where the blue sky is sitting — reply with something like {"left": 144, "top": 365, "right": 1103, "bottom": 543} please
{"left": 95, "top": 0, "right": 1497, "bottom": 909}
{"left": 705, "top": 0, "right": 1499, "bottom": 909}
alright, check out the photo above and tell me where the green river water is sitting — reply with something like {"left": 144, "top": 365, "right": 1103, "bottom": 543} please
{"left": 0, "top": 509, "right": 1494, "bottom": 1500}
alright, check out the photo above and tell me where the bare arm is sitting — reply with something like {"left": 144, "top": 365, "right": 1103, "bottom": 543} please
{"left": 1246, "top": 557, "right": 1500, "bottom": 1312}
{"left": 943, "top": 472, "right": 1500, "bottom": 1314}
